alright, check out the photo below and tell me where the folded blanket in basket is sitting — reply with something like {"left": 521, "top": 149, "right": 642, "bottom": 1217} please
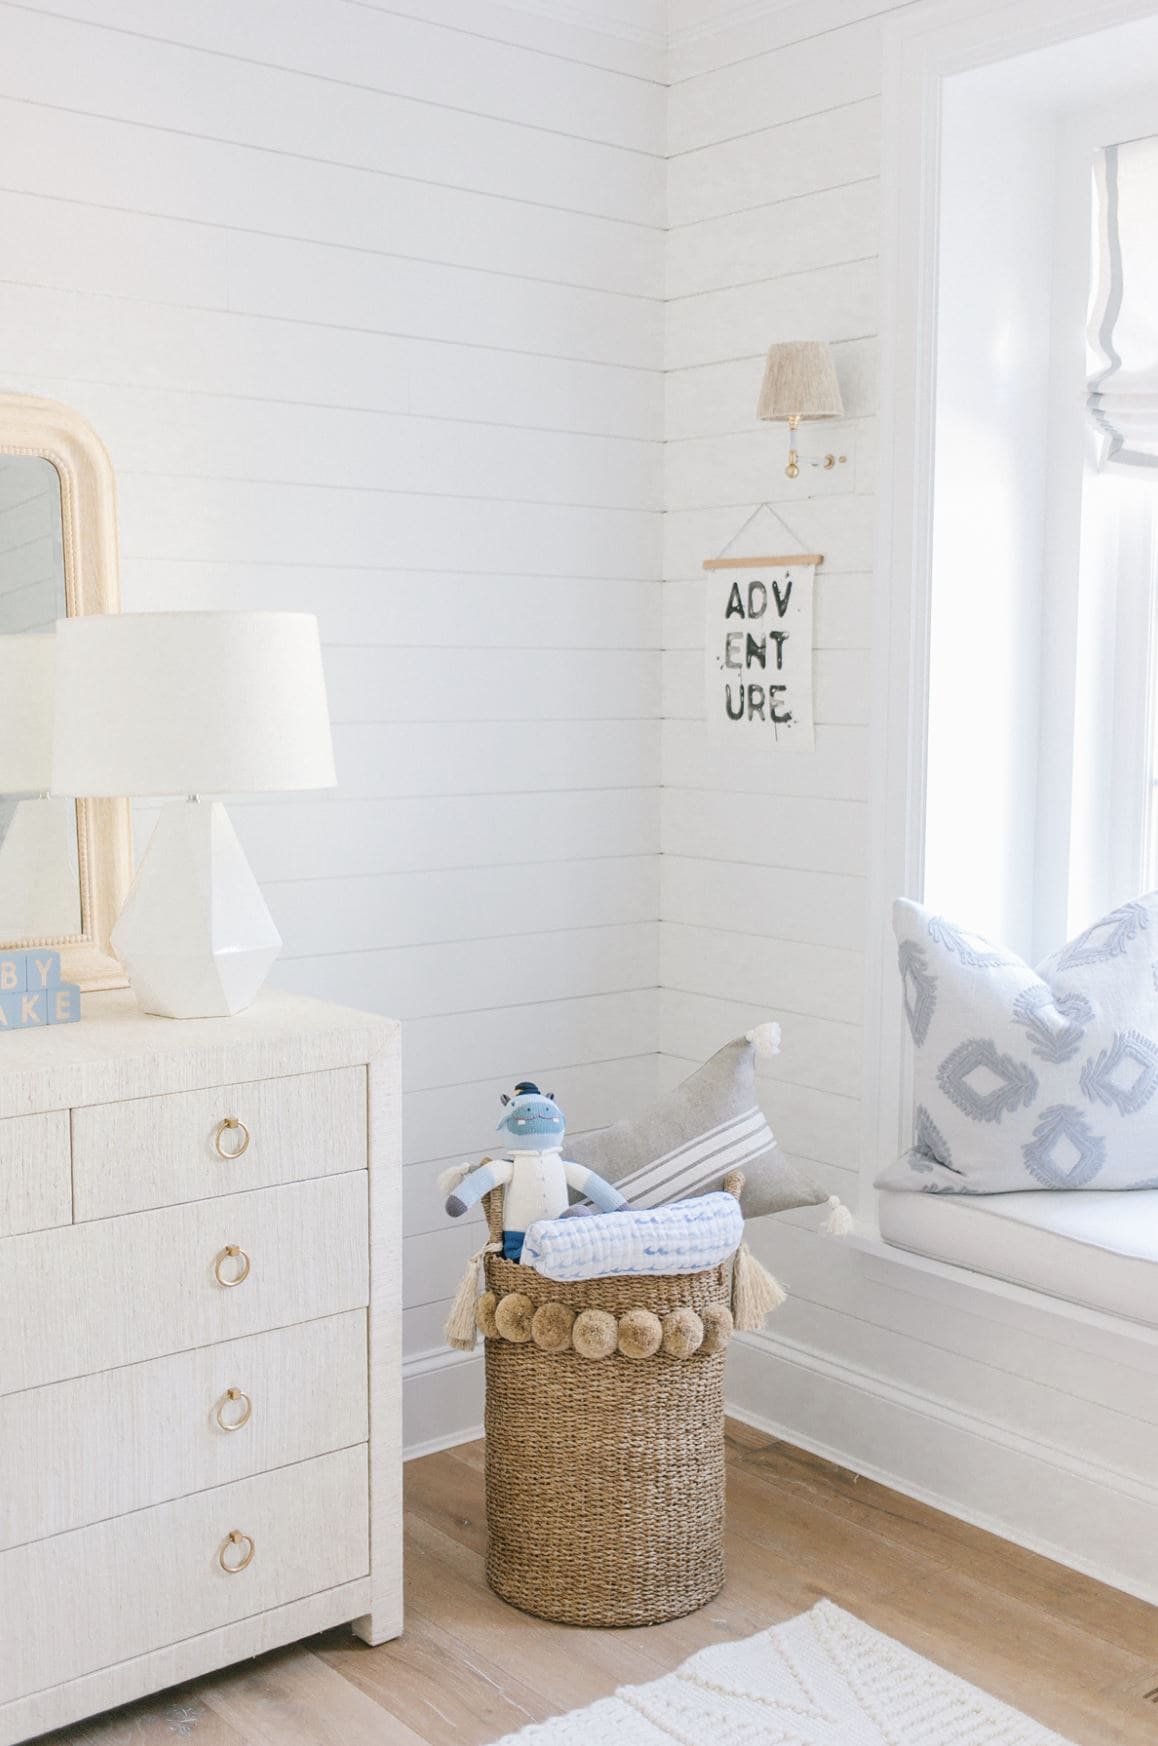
{"left": 520, "top": 1191, "right": 744, "bottom": 1281}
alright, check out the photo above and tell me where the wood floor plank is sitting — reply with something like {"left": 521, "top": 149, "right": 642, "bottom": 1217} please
{"left": 727, "top": 1426, "right": 1158, "bottom": 1661}
{"left": 199, "top": 1645, "right": 428, "bottom": 1746}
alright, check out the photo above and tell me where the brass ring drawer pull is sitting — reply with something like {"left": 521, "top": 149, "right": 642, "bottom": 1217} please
{"left": 214, "top": 1245, "right": 251, "bottom": 1287}
{"left": 218, "top": 1530, "right": 255, "bottom": 1574}
{"left": 215, "top": 1387, "right": 253, "bottom": 1431}
{"left": 213, "top": 1117, "right": 251, "bottom": 1160}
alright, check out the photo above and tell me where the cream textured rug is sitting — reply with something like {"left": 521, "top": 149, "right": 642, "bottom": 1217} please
{"left": 487, "top": 1600, "right": 1078, "bottom": 1745}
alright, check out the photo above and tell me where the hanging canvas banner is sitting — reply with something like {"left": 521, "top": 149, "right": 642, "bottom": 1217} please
{"left": 703, "top": 551, "right": 818, "bottom": 750}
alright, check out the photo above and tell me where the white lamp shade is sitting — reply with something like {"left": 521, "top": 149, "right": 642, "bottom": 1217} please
{"left": 52, "top": 612, "right": 337, "bottom": 797}
{"left": 0, "top": 634, "right": 55, "bottom": 792}
{"left": 756, "top": 341, "right": 844, "bottom": 421}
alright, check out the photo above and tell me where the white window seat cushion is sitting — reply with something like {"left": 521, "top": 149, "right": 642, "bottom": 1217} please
{"left": 878, "top": 1187, "right": 1158, "bottom": 1327}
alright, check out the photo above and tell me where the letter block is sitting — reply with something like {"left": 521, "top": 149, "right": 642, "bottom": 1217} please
{"left": 0, "top": 989, "right": 47, "bottom": 1028}
{"left": 49, "top": 982, "right": 81, "bottom": 1024}
{"left": 0, "top": 951, "right": 27, "bottom": 993}
{"left": 26, "top": 950, "right": 62, "bottom": 991}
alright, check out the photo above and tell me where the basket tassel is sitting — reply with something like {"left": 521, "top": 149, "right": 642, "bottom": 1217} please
{"left": 822, "top": 1194, "right": 854, "bottom": 1236}
{"left": 444, "top": 1238, "right": 501, "bottom": 1352}
{"left": 731, "top": 1242, "right": 787, "bottom": 1331}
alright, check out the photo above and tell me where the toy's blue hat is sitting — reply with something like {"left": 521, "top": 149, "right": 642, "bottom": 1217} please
{"left": 498, "top": 1081, "right": 565, "bottom": 1142}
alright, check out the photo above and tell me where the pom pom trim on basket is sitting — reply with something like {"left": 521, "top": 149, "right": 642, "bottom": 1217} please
{"left": 478, "top": 1291, "right": 728, "bottom": 1357}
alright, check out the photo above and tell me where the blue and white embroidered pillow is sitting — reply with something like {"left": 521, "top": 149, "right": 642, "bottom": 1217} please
{"left": 876, "top": 894, "right": 1158, "bottom": 1194}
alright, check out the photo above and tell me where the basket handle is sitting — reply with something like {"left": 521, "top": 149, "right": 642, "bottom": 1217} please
{"left": 482, "top": 1162, "right": 505, "bottom": 1242}
{"left": 723, "top": 1169, "right": 745, "bottom": 1203}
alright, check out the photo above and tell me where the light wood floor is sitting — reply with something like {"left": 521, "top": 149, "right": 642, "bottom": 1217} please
{"left": 44, "top": 1424, "right": 1158, "bottom": 1746}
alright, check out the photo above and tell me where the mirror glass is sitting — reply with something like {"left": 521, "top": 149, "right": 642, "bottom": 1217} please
{"left": 0, "top": 454, "right": 82, "bottom": 940}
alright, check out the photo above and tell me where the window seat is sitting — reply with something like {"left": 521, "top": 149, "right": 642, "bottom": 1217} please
{"left": 877, "top": 1188, "right": 1158, "bottom": 1327}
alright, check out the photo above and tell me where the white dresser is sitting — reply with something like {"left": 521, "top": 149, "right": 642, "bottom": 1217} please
{"left": 0, "top": 990, "right": 401, "bottom": 1746}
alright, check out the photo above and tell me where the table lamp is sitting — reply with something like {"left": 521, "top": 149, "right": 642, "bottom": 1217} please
{"left": 52, "top": 612, "right": 336, "bottom": 1019}
{"left": 0, "top": 634, "right": 81, "bottom": 938}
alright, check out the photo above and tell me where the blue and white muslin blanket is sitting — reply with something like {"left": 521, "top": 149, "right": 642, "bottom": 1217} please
{"left": 520, "top": 1192, "right": 743, "bottom": 1282}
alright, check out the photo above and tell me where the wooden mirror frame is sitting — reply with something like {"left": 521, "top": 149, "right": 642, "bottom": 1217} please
{"left": 0, "top": 395, "right": 132, "bottom": 989}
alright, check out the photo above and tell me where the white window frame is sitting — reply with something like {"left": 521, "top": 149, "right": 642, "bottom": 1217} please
{"left": 860, "top": 0, "right": 1158, "bottom": 1234}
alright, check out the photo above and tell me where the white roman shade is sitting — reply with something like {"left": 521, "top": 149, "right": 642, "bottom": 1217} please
{"left": 1087, "top": 133, "right": 1158, "bottom": 472}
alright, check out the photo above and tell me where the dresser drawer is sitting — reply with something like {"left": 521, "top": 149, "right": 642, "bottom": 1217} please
{"left": 0, "top": 1445, "right": 368, "bottom": 1704}
{"left": 72, "top": 1065, "right": 366, "bottom": 1221}
{"left": 0, "top": 1174, "right": 368, "bottom": 1396}
{"left": 0, "top": 1311, "right": 367, "bottom": 1550}
{"left": 0, "top": 1111, "right": 70, "bottom": 1238}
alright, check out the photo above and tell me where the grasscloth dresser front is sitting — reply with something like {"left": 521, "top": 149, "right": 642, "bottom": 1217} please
{"left": 0, "top": 990, "right": 401, "bottom": 1746}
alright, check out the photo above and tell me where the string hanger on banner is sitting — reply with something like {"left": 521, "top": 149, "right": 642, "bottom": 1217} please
{"left": 702, "top": 502, "right": 824, "bottom": 572}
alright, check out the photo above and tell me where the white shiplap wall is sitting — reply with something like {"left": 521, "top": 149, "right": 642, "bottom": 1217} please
{"left": 664, "top": 0, "right": 1158, "bottom": 1605}
{"left": 0, "top": 0, "right": 666, "bottom": 1450}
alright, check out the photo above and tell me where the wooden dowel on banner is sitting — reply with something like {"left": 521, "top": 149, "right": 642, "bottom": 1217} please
{"left": 702, "top": 554, "right": 823, "bottom": 570}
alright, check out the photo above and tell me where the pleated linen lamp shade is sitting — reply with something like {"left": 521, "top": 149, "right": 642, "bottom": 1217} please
{"left": 51, "top": 611, "right": 336, "bottom": 1020}
{"left": 756, "top": 341, "right": 844, "bottom": 422}
{"left": 52, "top": 612, "right": 336, "bottom": 797}
{"left": 0, "top": 634, "right": 55, "bottom": 792}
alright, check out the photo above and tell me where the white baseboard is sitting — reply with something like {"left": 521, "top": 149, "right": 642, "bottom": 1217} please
{"left": 403, "top": 1343, "right": 484, "bottom": 1460}
{"left": 726, "top": 1328, "right": 1158, "bottom": 1608}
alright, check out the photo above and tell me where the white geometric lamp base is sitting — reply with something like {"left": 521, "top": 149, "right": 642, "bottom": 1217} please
{"left": 112, "top": 798, "right": 282, "bottom": 1019}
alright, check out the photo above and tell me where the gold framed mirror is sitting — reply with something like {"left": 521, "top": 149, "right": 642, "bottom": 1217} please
{"left": 0, "top": 394, "right": 132, "bottom": 989}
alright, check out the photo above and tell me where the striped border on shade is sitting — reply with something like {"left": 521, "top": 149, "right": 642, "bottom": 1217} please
{"left": 614, "top": 1106, "right": 777, "bottom": 1207}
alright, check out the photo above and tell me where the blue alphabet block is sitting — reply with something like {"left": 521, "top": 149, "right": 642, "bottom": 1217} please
{"left": 48, "top": 982, "right": 81, "bottom": 1025}
{"left": 26, "top": 950, "right": 61, "bottom": 992}
{"left": 0, "top": 989, "right": 47, "bottom": 1029}
{"left": 0, "top": 951, "right": 27, "bottom": 994}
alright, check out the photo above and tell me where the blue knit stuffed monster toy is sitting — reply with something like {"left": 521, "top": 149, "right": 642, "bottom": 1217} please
{"left": 442, "top": 1082, "right": 627, "bottom": 1262}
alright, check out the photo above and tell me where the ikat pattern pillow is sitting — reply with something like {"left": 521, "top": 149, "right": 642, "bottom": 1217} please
{"left": 876, "top": 894, "right": 1158, "bottom": 1194}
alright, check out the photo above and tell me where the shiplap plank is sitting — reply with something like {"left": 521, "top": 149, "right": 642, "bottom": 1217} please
{"left": 118, "top": 564, "right": 662, "bottom": 648}
{"left": 224, "top": 791, "right": 661, "bottom": 882}
{"left": 0, "top": 197, "right": 659, "bottom": 371}
{"left": 350, "top": 0, "right": 666, "bottom": 81}
{"left": 667, "top": 97, "right": 880, "bottom": 227}
{"left": 661, "top": 788, "right": 868, "bottom": 876}
{"left": 323, "top": 647, "right": 660, "bottom": 724}
{"left": 668, "top": 17, "right": 884, "bottom": 154}
{"left": 664, "top": 425, "right": 876, "bottom": 514}
{"left": 0, "top": 9, "right": 663, "bottom": 225}
{"left": 335, "top": 720, "right": 660, "bottom": 798}
{"left": 661, "top": 855, "right": 865, "bottom": 951}
{"left": 661, "top": 720, "right": 867, "bottom": 801}
{"left": 669, "top": 0, "right": 914, "bottom": 81}
{"left": 272, "top": 923, "right": 659, "bottom": 1023}
{"left": 662, "top": 646, "right": 871, "bottom": 728}
{"left": 666, "top": 258, "right": 877, "bottom": 370}
{"left": 664, "top": 574, "right": 872, "bottom": 651}
{"left": 667, "top": 339, "right": 878, "bottom": 439}
{"left": 0, "top": 287, "right": 660, "bottom": 440}
{"left": 115, "top": 477, "right": 660, "bottom": 577}
{"left": 660, "top": 921, "right": 863, "bottom": 1022}
{"left": 269, "top": 858, "right": 659, "bottom": 958}
{"left": 10, "top": 0, "right": 665, "bottom": 148}
{"left": 0, "top": 103, "right": 661, "bottom": 296}
{"left": 667, "top": 178, "right": 880, "bottom": 298}
{"left": 660, "top": 989, "right": 862, "bottom": 1099}
{"left": 401, "top": 989, "right": 657, "bottom": 1094}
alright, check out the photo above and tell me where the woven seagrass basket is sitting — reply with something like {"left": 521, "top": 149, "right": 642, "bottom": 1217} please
{"left": 479, "top": 1184, "right": 731, "bottom": 1628}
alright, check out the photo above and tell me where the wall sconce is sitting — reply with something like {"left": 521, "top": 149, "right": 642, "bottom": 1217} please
{"left": 757, "top": 341, "right": 846, "bottom": 478}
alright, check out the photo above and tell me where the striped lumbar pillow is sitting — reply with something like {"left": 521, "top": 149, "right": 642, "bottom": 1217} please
{"left": 567, "top": 1027, "right": 833, "bottom": 1221}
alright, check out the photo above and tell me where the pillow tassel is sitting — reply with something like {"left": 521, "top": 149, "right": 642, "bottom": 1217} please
{"left": 444, "top": 1239, "right": 501, "bottom": 1351}
{"left": 731, "top": 1242, "right": 787, "bottom": 1331}
{"left": 822, "top": 1194, "right": 854, "bottom": 1236}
